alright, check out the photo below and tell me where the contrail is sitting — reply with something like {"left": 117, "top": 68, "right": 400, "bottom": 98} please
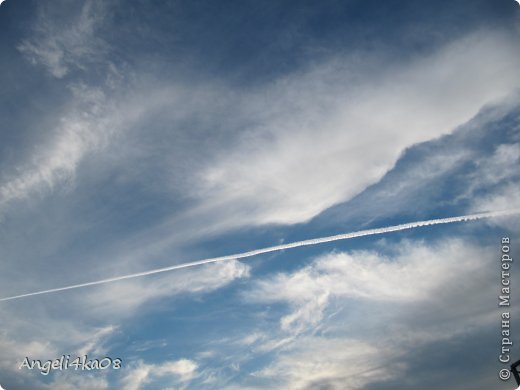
{"left": 1, "top": 208, "right": 518, "bottom": 302}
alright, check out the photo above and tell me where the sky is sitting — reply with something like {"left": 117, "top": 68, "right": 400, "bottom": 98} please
{"left": 0, "top": 0, "right": 519, "bottom": 389}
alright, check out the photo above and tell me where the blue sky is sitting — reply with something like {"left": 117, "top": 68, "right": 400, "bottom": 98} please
{"left": 0, "top": 0, "right": 519, "bottom": 389}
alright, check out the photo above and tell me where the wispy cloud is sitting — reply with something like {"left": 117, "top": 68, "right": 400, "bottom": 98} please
{"left": 240, "top": 237, "right": 507, "bottom": 389}
{"left": 0, "top": 260, "right": 247, "bottom": 388}
{"left": 18, "top": 1, "right": 109, "bottom": 78}
{"left": 83, "top": 261, "right": 250, "bottom": 317}
{"left": 0, "top": 1, "right": 134, "bottom": 216}
{"left": 0, "top": 319, "right": 114, "bottom": 390}
{"left": 245, "top": 239, "right": 490, "bottom": 332}
{"left": 191, "top": 31, "right": 520, "bottom": 226}
{"left": 121, "top": 358, "right": 198, "bottom": 390}
{"left": 0, "top": 84, "right": 135, "bottom": 214}
{"left": 48, "top": 372, "right": 109, "bottom": 390}
{"left": 252, "top": 337, "right": 401, "bottom": 390}
{"left": 469, "top": 143, "right": 520, "bottom": 220}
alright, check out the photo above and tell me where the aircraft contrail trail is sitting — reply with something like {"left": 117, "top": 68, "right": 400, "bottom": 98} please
{"left": 1, "top": 208, "right": 518, "bottom": 302}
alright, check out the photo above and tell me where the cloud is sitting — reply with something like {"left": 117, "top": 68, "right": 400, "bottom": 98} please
{"left": 238, "top": 332, "right": 266, "bottom": 346}
{"left": 473, "top": 143, "right": 520, "bottom": 187}
{"left": 0, "top": 78, "right": 153, "bottom": 217}
{"left": 83, "top": 260, "right": 250, "bottom": 317}
{"left": 239, "top": 237, "right": 505, "bottom": 389}
{"left": 252, "top": 337, "right": 402, "bottom": 390}
{"left": 471, "top": 182, "right": 520, "bottom": 232}
{"left": 298, "top": 93, "right": 520, "bottom": 233}
{"left": 244, "top": 239, "right": 491, "bottom": 333}
{"left": 0, "top": 314, "right": 117, "bottom": 371}
{"left": 0, "top": 319, "right": 117, "bottom": 390}
{"left": 190, "top": 31, "right": 520, "bottom": 227}
{"left": 121, "top": 359, "right": 198, "bottom": 390}
{"left": 1, "top": 1, "right": 136, "bottom": 216}
{"left": 0, "top": 337, "right": 54, "bottom": 373}
{"left": 76, "top": 325, "right": 117, "bottom": 357}
{"left": 18, "top": 1, "right": 109, "bottom": 78}
{"left": 0, "top": 87, "right": 108, "bottom": 210}
{"left": 48, "top": 373, "right": 109, "bottom": 390}
{"left": 473, "top": 182, "right": 520, "bottom": 212}
{"left": 469, "top": 143, "right": 520, "bottom": 215}
{"left": 0, "top": 260, "right": 247, "bottom": 388}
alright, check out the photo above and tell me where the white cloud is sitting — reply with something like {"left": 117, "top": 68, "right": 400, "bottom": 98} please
{"left": 0, "top": 337, "right": 54, "bottom": 373}
{"left": 450, "top": 139, "right": 520, "bottom": 202}
{"left": 76, "top": 325, "right": 117, "bottom": 357}
{"left": 0, "top": 314, "right": 118, "bottom": 368}
{"left": 473, "top": 182, "right": 520, "bottom": 211}
{"left": 83, "top": 261, "right": 250, "bottom": 317}
{"left": 18, "top": 1, "right": 108, "bottom": 78}
{"left": 238, "top": 238, "right": 503, "bottom": 389}
{"left": 0, "top": 262, "right": 245, "bottom": 389}
{"left": 0, "top": 82, "right": 148, "bottom": 216}
{"left": 191, "top": 31, "right": 520, "bottom": 227}
{"left": 121, "top": 359, "right": 198, "bottom": 390}
{"left": 452, "top": 139, "right": 520, "bottom": 229}
{"left": 252, "top": 337, "right": 402, "bottom": 390}
{"left": 0, "top": 1, "right": 136, "bottom": 216}
{"left": 48, "top": 372, "right": 109, "bottom": 390}
{"left": 0, "top": 259, "right": 247, "bottom": 388}
{"left": 238, "top": 332, "right": 266, "bottom": 346}
{"left": 0, "top": 319, "right": 117, "bottom": 390}
{"left": 470, "top": 181, "right": 520, "bottom": 231}
{"left": 474, "top": 143, "right": 520, "bottom": 186}
{"left": 245, "top": 239, "right": 487, "bottom": 333}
